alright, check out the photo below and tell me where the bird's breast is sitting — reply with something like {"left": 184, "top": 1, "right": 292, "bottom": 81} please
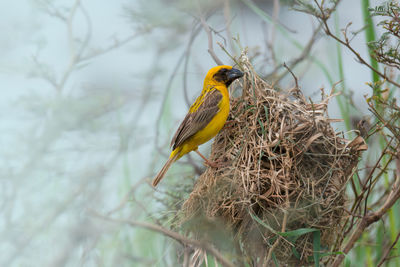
{"left": 189, "top": 91, "right": 230, "bottom": 146}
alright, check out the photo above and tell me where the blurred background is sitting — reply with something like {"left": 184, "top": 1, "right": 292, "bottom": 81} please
{"left": 0, "top": 0, "right": 395, "bottom": 266}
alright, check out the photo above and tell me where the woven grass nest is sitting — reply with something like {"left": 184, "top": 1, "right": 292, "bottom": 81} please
{"left": 180, "top": 56, "right": 367, "bottom": 266}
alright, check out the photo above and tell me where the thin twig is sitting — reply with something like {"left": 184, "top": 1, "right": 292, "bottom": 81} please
{"left": 223, "top": 0, "right": 234, "bottom": 51}
{"left": 105, "top": 177, "right": 147, "bottom": 216}
{"left": 332, "top": 172, "right": 400, "bottom": 266}
{"left": 272, "top": 22, "right": 323, "bottom": 83}
{"left": 92, "top": 213, "right": 235, "bottom": 267}
{"left": 199, "top": 14, "right": 224, "bottom": 65}
{"left": 377, "top": 231, "right": 400, "bottom": 267}
{"left": 79, "top": 33, "right": 144, "bottom": 62}
{"left": 154, "top": 52, "right": 187, "bottom": 152}
{"left": 283, "top": 62, "right": 299, "bottom": 89}
{"left": 267, "top": 0, "right": 280, "bottom": 68}
{"left": 183, "top": 21, "right": 202, "bottom": 107}
{"left": 314, "top": 0, "right": 400, "bottom": 88}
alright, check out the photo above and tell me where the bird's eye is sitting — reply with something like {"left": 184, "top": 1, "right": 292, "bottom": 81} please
{"left": 213, "top": 68, "right": 230, "bottom": 82}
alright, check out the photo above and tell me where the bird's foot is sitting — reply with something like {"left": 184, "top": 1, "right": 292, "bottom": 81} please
{"left": 203, "top": 158, "right": 228, "bottom": 168}
{"left": 195, "top": 149, "right": 228, "bottom": 168}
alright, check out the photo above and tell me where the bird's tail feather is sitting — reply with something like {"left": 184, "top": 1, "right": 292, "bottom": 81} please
{"left": 152, "top": 153, "right": 179, "bottom": 187}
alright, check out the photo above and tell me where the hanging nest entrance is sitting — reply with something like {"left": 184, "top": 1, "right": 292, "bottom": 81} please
{"left": 180, "top": 56, "right": 367, "bottom": 266}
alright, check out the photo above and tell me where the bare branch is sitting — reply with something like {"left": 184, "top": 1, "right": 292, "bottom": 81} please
{"left": 199, "top": 15, "right": 224, "bottom": 65}
{"left": 92, "top": 213, "right": 235, "bottom": 267}
{"left": 332, "top": 157, "right": 400, "bottom": 266}
{"left": 314, "top": 0, "right": 400, "bottom": 88}
{"left": 272, "top": 22, "right": 323, "bottom": 84}
{"left": 223, "top": 0, "right": 234, "bottom": 51}
{"left": 183, "top": 21, "right": 202, "bottom": 107}
{"left": 283, "top": 62, "right": 299, "bottom": 89}
{"left": 79, "top": 33, "right": 144, "bottom": 62}
{"left": 377, "top": 231, "right": 400, "bottom": 267}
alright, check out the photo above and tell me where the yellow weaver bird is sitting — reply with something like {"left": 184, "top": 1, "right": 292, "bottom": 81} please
{"left": 152, "top": 65, "right": 244, "bottom": 187}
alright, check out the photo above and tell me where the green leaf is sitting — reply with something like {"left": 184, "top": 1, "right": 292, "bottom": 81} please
{"left": 292, "top": 246, "right": 301, "bottom": 259}
{"left": 271, "top": 252, "right": 279, "bottom": 266}
{"left": 313, "top": 230, "right": 321, "bottom": 267}
{"left": 361, "top": 0, "right": 380, "bottom": 84}
{"left": 258, "top": 118, "right": 265, "bottom": 136}
{"left": 250, "top": 211, "right": 319, "bottom": 237}
{"left": 280, "top": 228, "right": 318, "bottom": 238}
{"left": 249, "top": 211, "right": 276, "bottom": 233}
{"left": 250, "top": 211, "right": 327, "bottom": 264}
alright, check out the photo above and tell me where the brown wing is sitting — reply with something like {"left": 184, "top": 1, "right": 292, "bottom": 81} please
{"left": 170, "top": 89, "right": 223, "bottom": 150}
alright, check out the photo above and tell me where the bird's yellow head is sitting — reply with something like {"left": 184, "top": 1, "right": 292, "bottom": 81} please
{"left": 204, "top": 65, "right": 244, "bottom": 87}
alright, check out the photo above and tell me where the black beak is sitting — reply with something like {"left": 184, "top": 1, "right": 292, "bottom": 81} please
{"left": 227, "top": 68, "right": 244, "bottom": 81}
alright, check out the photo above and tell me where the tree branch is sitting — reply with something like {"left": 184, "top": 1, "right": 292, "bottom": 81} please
{"left": 377, "top": 231, "right": 400, "bottom": 267}
{"left": 332, "top": 163, "right": 400, "bottom": 266}
{"left": 199, "top": 15, "right": 224, "bottom": 65}
{"left": 92, "top": 213, "right": 235, "bottom": 267}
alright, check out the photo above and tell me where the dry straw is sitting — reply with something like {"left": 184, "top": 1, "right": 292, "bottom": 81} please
{"left": 180, "top": 54, "right": 367, "bottom": 266}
